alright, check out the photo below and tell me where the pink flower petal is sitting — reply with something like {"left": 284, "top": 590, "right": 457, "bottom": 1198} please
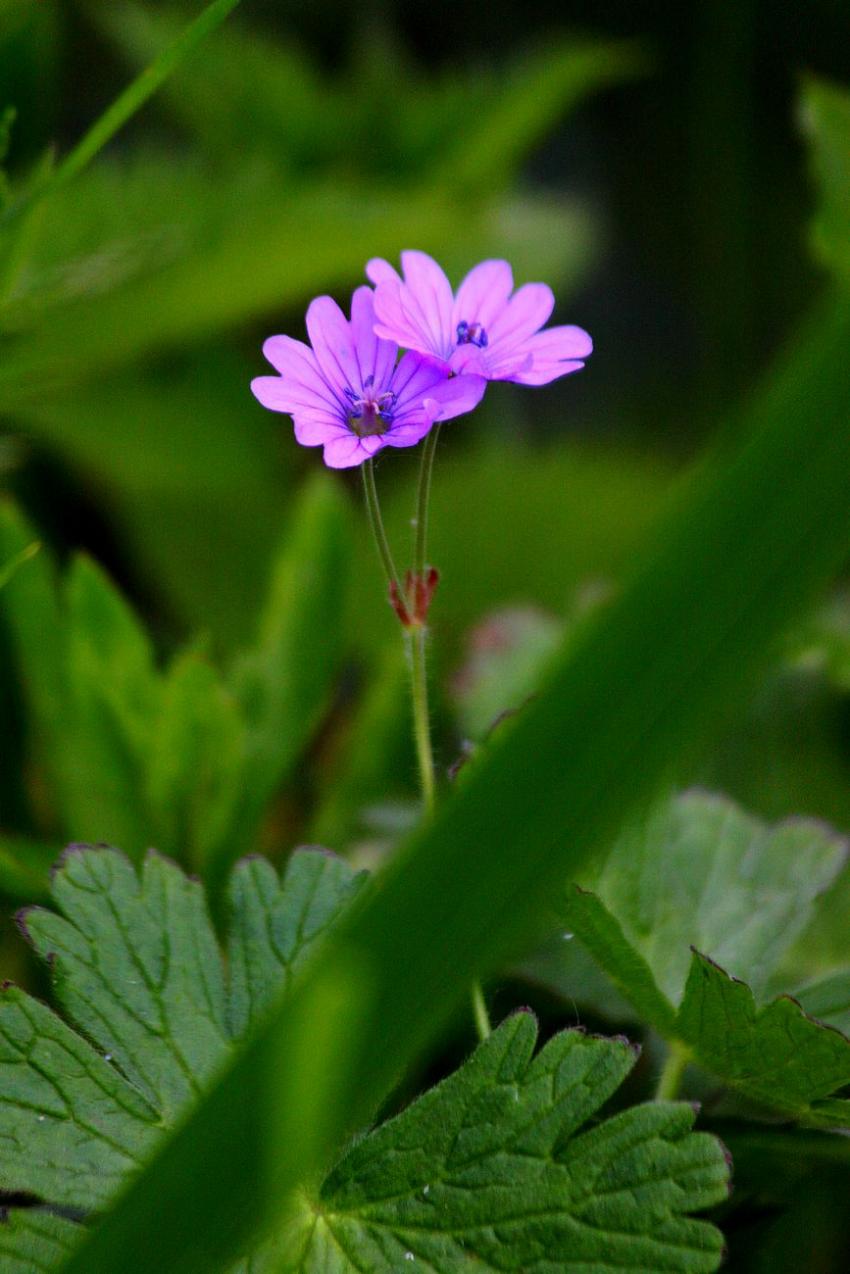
{"left": 373, "top": 279, "right": 432, "bottom": 355}
{"left": 249, "top": 375, "right": 337, "bottom": 418}
{"left": 487, "top": 283, "right": 555, "bottom": 350}
{"left": 511, "top": 359, "right": 587, "bottom": 386}
{"left": 322, "top": 431, "right": 384, "bottom": 469}
{"left": 306, "top": 295, "right": 361, "bottom": 402}
{"left": 422, "top": 373, "right": 487, "bottom": 423}
{"left": 257, "top": 336, "right": 341, "bottom": 413}
{"left": 509, "top": 324, "right": 593, "bottom": 385}
{"left": 383, "top": 417, "right": 435, "bottom": 448}
{"left": 365, "top": 257, "right": 401, "bottom": 286}
{"left": 452, "top": 259, "right": 514, "bottom": 330}
{"left": 293, "top": 414, "right": 347, "bottom": 446}
{"left": 398, "top": 250, "right": 454, "bottom": 358}
{"left": 350, "top": 286, "right": 396, "bottom": 392}
{"left": 390, "top": 351, "right": 448, "bottom": 417}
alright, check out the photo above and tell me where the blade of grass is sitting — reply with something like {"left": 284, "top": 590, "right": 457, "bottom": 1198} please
{"left": 59, "top": 291, "right": 850, "bottom": 1274}
{"left": 0, "top": 0, "right": 246, "bottom": 230}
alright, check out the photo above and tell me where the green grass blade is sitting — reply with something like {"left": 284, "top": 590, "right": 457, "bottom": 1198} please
{"left": 1, "top": 0, "right": 246, "bottom": 227}
{"left": 58, "top": 290, "right": 850, "bottom": 1274}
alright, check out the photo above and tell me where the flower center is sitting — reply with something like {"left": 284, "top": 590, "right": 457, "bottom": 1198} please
{"left": 456, "top": 319, "right": 488, "bottom": 349}
{"left": 345, "top": 375, "right": 396, "bottom": 437}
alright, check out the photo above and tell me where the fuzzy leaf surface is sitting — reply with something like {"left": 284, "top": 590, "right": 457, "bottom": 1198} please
{"left": 1, "top": 845, "right": 356, "bottom": 1224}
{"left": 0, "top": 1213, "right": 79, "bottom": 1274}
{"left": 676, "top": 952, "right": 850, "bottom": 1126}
{"left": 562, "top": 793, "right": 850, "bottom": 1122}
{"left": 281, "top": 1013, "right": 729, "bottom": 1273}
{"left": 573, "top": 791, "right": 846, "bottom": 1003}
{"left": 0, "top": 849, "right": 727, "bottom": 1271}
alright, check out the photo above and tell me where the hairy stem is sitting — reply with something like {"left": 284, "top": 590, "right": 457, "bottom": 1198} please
{"left": 407, "top": 627, "right": 436, "bottom": 814}
{"left": 414, "top": 424, "right": 440, "bottom": 576}
{"left": 362, "top": 459, "right": 403, "bottom": 599}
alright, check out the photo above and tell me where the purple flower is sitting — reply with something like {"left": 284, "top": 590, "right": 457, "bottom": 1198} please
{"left": 366, "top": 250, "right": 592, "bottom": 385}
{"left": 251, "top": 286, "right": 486, "bottom": 469}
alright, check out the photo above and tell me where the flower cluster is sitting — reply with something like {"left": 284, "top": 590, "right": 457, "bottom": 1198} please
{"left": 251, "top": 251, "right": 592, "bottom": 469}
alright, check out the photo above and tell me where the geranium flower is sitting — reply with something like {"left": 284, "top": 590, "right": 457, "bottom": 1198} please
{"left": 252, "top": 286, "right": 486, "bottom": 469}
{"left": 366, "top": 251, "right": 592, "bottom": 384}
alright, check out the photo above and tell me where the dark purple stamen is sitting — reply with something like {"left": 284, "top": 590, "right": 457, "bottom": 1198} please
{"left": 456, "top": 320, "right": 488, "bottom": 349}
{"left": 345, "top": 378, "right": 396, "bottom": 437}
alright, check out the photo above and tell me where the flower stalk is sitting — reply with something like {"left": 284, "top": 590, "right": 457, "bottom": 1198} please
{"left": 362, "top": 431, "right": 492, "bottom": 1044}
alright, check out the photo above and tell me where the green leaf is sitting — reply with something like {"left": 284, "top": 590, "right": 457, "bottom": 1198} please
{"left": 146, "top": 649, "right": 247, "bottom": 876}
{"left": 1, "top": 844, "right": 357, "bottom": 1226}
{"left": 0, "top": 535, "right": 40, "bottom": 590}
{"left": 562, "top": 887, "right": 678, "bottom": 1035}
{"left": 0, "top": 1212, "right": 79, "bottom": 1274}
{"left": 0, "top": 177, "right": 594, "bottom": 401}
{"left": 230, "top": 475, "right": 351, "bottom": 846}
{"left": 90, "top": 5, "right": 640, "bottom": 194}
{"left": 0, "top": 502, "right": 65, "bottom": 771}
{"left": 58, "top": 555, "right": 160, "bottom": 854}
{"left": 308, "top": 644, "right": 412, "bottom": 850}
{"left": 56, "top": 294, "right": 850, "bottom": 1274}
{"left": 787, "top": 968, "right": 850, "bottom": 1036}
{"left": 574, "top": 791, "right": 846, "bottom": 1004}
{"left": 452, "top": 606, "right": 564, "bottom": 741}
{"left": 801, "top": 76, "right": 850, "bottom": 280}
{"left": 13, "top": 353, "right": 286, "bottom": 646}
{"left": 281, "top": 1013, "right": 728, "bottom": 1273}
{"left": 226, "top": 852, "right": 365, "bottom": 1038}
{"left": 21, "top": 847, "right": 229, "bottom": 1125}
{"left": 441, "top": 39, "right": 647, "bottom": 193}
{"left": 6, "top": 845, "right": 728, "bottom": 1272}
{"left": 563, "top": 792, "right": 850, "bottom": 1122}
{"left": 676, "top": 952, "right": 850, "bottom": 1127}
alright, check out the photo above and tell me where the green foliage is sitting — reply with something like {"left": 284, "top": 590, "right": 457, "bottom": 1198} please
{"left": 578, "top": 791, "right": 846, "bottom": 1003}
{"left": 677, "top": 954, "right": 850, "bottom": 1127}
{"left": 801, "top": 76, "right": 850, "bottom": 280}
{"left": 283, "top": 1014, "right": 728, "bottom": 1273}
{"left": 0, "top": 848, "right": 725, "bottom": 1273}
{"left": 230, "top": 476, "right": 352, "bottom": 844}
{"left": 0, "top": 1212, "right": 78, "bottom": 1274}
{"left": 60, "top": 294, "right": 850, "bottom": 1274}
{"left": 0, "top": 11, "right": 849, "bottom": 1273}
{"left": 0, "top": 844, "right": 358, "bottom": 1228}
{"left": 452, "top": 606, "right": 564, "bottom": 740}
{"left": 0, "top": 478, "right": 351, "bottom": 881}
{"left": 794, "top": 969, "right": 850, "bottom": 1035}
{"left": 90, "top": 4, "right": 642, "bottom": 190}
{"left": 563, "top": 792, "right": 850, "bottom": 1123}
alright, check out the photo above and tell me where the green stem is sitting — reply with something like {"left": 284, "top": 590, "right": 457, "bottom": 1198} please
{"left": 361, "top": 457, "right": 434, "bottom": 810}
{"left": 412, "top": 426, "right": 488, "bottom": 1037}
{"left": 405, "top": 425, "right": 442, "bottom": 816}
{"left": 655, "top": 1040, "right": 691, "bottom": 1101}
{"left": 361, "top": 460, "right": 403, "bottom": 599}
{"left": 362, "top": 439, "right": 487, "bottom": 1038}
{"left": 414, "top": 424, "right": 440, "bottom": 575}
{"left": 408, "top": 627, "right": 436, "bottom": 815}
{"left": 471, "top": 980, "right": 492, "bottom": 1043}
